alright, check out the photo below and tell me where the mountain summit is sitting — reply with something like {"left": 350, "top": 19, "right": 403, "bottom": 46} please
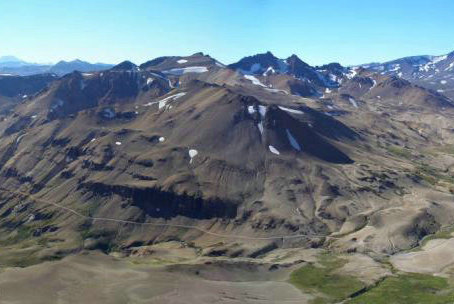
{"left": 0, "top": 55, "right": 24, "bottom": 63}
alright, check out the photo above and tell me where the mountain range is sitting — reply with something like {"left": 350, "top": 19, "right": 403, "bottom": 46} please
{"left": 359, "top": 51, "right": 454, "bottom": 99}
{"left": 0, "top": 50, "right": 454, "bottom": 302}
{"left": 0, "top": 56, "right": 114, "bottom": 76}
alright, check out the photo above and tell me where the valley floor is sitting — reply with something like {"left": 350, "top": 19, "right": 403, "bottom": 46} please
{"left": 0, "top": 251, "right": 310, "bottom": 304}
{"left": 2, "top": 235, "right": 454, "bottom": 304}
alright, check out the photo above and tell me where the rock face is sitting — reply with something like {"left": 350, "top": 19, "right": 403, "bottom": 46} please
{"left": 81, "top": 182, "right": 238, "bottom": 219}
{"left": 0, "top": 52, "right": 453, "bottom": 261}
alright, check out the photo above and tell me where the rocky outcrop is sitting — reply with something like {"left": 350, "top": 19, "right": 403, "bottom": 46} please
{"left": 80, "top": 182, "right": 238, "bottom": 219}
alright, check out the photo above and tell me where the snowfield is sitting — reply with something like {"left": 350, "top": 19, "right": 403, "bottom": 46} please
{"left": 244, "top": 75, "right": 267, "bottom": 87}
{"left": 163, "top": 66, "right": 208, "bottom": 75}
{"left": 144, "top": 92, "right": 187, "bottom": 109}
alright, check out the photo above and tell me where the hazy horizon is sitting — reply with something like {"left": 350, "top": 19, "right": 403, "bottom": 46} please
{"left": 1, "top": 47, "right": 454, "bottom": 68}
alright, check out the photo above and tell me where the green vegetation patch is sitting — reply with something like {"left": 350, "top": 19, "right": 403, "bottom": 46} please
{"left": 349, "top": 273, "right": 454, "bottom": 304}
{"left": 415, "top": 164, "right": 454, "bottom": 186}
{"left": 387, "top": 146, "right": 412, "bottom": 159}
{"left": 437, "top": 144, "right": 454, "bottom": 156}
{"left": 0, "top": 247, "right": 41, "bottom": 267}
{"left": 289, "top": 254, "right": 365, "bottom": 303}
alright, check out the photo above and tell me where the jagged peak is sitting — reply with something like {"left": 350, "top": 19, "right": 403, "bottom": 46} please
{"left": 318, "top": 62, "right": 344, "bottom": 70}
{"left": 286, "top": 54, "right": 301, "bottom": 61}
{"left": 233, "top": 51, "right": 278, "bottom": 63}
{"left": 228, "top": 51, "right": 282, "bottom": 74}
{"left": 285, "top": 54, "right": 310, "bottom": 68}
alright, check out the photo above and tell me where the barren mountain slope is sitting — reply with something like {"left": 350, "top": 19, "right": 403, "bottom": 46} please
{"left": 0, "top": 54, "right": 453, "bottom": 268}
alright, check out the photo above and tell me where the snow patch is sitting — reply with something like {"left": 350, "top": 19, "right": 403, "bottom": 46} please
{"left": 265, "top": 88, "right": 288, "bottom": 94}
{"left": 159, "top": 137, "right": 165, "bottom": 142}
{"left": 163, "top": 66, "right": 208, "bottom": 75}
{"left": 257, "top": 122, "right": 264, "bottom": 134}
{"left": 346, "top": 68, "right": 358, "bottom": 79}
{"left": 263, "top": 66, "right": 276, "bottom": 76}
{"left": 115, "top": 141, "right": 122, "bottom": 146}
{"left": 441, "top": 80, "right": 447, "bottom": 85}
{"left": 268, "top": 145, "right": 280, "bottom": 155}
{"left": 244, "top": 75, "right": 267, "bottom": 87}
{"left": 16, "top": 134, "right": 26, "bottom": 144}
{"left": 370, "top": 79, "right": 377, "bottom": 90}
{"left": 278, "top": 106, "right": 304, "bottom": 115}
{"left": 146, "top": 78, "right": 154, "bottom": 85}
{"left": 247, "top": 104, "right": 267, "bottom": 117}
{"left": 258, "top": 105, "right": 267, "bottom": 117}
{"left": 286, "top": 129, "right": 301, "bottom": 151}
{"left": 188, "top": 149, "right": 198, "bottom": 163}
{"left": 445, "top": 62, "right": 454, "bottom": 71}
{"left": 389, "top": 64, "right": 401, "bottom": 72}
{"left": 248, "top": 105, "right": 267, "bottom": 135}
{"left": 177, "top": 59, "right": 188, "bottom": 64}
{"left": 144, "top": 92, "right": 186, "bottom": 109}
{"left": 432, "top": 55, "right": 448, "bottom": 64}
{"left": 349, "top": 98, "right": 358, "bottom": 108}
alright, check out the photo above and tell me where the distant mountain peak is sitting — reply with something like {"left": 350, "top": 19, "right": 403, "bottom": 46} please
{"left": 286, "top": 54, "right": 300, "bottom": 61}
{"left": 48, "top": 59, "right": 114, "bottom": 76}
{"left": 256, "top": 51, "right": 278, "bottom": 60}
{"left": 54, "top": 59, "right": 87, "bottom": 65}
{"left": 227, "top": 51, "right": 282, "bottom": 74}
{"left": 0, "top": 55, "right": 23, "bottom": 63}
{"left": 111, "top": 61, "right": 137, "bottom": 71}
{"left": 286, "top": 54, "right": 309, "bottom": 66}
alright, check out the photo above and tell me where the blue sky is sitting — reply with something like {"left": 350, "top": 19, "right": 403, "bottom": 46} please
{"left": 1, "top": 0, "right": 453, "bottom": 66}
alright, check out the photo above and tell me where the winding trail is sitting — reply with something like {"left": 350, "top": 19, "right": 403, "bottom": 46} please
{"left": 0, "top": 187, "right": 336, "bottom": 241}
